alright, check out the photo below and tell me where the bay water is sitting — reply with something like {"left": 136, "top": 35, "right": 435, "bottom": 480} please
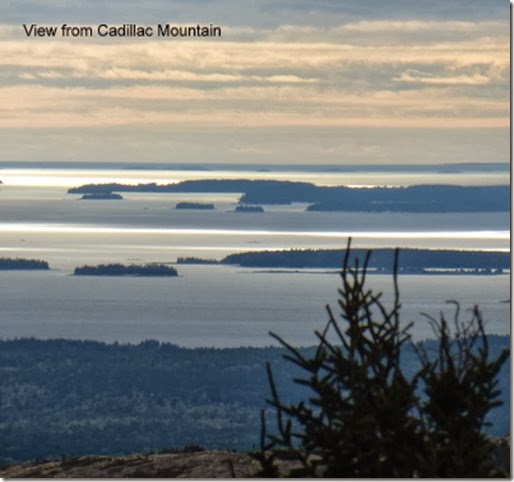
{"left": 0, "top": 165, "right": 509, "bottom": 347}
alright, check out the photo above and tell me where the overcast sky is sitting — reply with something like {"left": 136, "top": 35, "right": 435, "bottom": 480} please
{"left": 0, "top": 0, "right": 509, "bottom": 165}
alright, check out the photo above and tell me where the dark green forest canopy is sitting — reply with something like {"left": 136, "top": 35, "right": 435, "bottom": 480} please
{"left": 0, "top": 337, "right": 509, "bottom": 465}
{"left": 68, "top": 180, "right": 510, "bottom": 212}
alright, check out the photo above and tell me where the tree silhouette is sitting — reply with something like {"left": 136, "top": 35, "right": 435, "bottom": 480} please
{"left": 255, "top": 240, "right": 509, "bottom": 477}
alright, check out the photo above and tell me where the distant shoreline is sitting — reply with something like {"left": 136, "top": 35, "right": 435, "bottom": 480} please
{"left": 246, "top": 269, "right": 509, "bottom": 276}
{"left": 0, "top": 161, "right": 509, "bottom": 173}
{"left": 177, "top": 247, "right": 510, "bottom": 273}
{"left": 2, "top": 249, "right": 508, "bottom": 276}
{"left": 68, "top": 180, "right": 509, "bottom": 213}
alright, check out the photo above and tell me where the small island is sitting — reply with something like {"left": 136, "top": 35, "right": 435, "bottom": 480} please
{"left": 176, "top": 202, "right": 215, "bottom": 210}
{"left": 80, "top": 193, "right": 123, "bottom": 200}
{"left": 74, "top": 263, "right": 178, "bottom": 277}
{"left": 0, "top": 258, "right": 49, "bottom": 270}
{"left": 176, "top": 257, "right": 218, "bottom": 265}
{"left": 234, "top": 205, "right": 264, "bottom": 213}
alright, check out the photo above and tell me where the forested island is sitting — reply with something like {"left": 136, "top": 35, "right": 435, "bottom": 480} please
{"left": 68, "top": 180, "right": 509, "bottom": 212}
{"left": 302, "top": 184, "right": 510, "bottom": 212}
{"left": 0, "top": 258, "right": 49, "bottom": 270}
{"left": 74, "top": 263, "right": 178, "bottom": 277}
{"left": 0, "top": 336, "right": 508, "bottom": 464}
{"left": 177, "top": 248, "right": 510, "bottom": 273}
{"left": 175, "top": 202, "right": 215, "bottom": 210}
{"left": 234, "top": 205, "right": 264, "bottom": 213}
{"left": 80, "top": 192, "right": 123, "bottom": 200}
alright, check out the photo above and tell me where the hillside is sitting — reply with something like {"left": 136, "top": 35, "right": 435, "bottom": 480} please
{"left": 0, "top": 337, "right": 509, "bottom": 466}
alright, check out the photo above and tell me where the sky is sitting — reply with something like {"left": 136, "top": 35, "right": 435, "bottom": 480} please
{"left": 0, "top": 0, "right": 509, "bottom": 165}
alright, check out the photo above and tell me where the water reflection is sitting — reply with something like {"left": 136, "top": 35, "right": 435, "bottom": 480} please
{"left": 0, "top": 168, "right": 509, "bottom": 188}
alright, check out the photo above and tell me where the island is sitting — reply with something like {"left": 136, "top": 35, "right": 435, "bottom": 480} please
{"left": 67, "top": 180, "right": 509, "bottom": 212}
{"left": 176, "top": 257, "right": 218, "bottom": 265}
{"left": 300, "top": 185, "right": 511, "bottom": 213}
{"left": 234, "top": 205, "right": 264, "bottom": 213}
{"left": 176, "top": 248, "right": 509, "bottom": 273}
{"left": 175, "top": 202, "right": 215, "bottom": 210}
{"left": 80, "top": 193, "right": 123, "bottom": 200}
{"left": 0, "top": 258, "right": 49, "bottom": 270}
{"left": 74, "top": 263, "right": 178, "bottom": 277}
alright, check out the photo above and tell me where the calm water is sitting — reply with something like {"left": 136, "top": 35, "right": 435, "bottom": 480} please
{"left": 0, "top": 267, "right": 509, "bottom": 347}
{"left": 0, "top": 166, "right": 509, "bottom": 188}
{"left": 0, "top": 166, "right": 509, "bottom": 347}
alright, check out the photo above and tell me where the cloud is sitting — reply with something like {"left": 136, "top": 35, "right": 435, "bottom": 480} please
{"left": 394, "top": 69, "right": 490, "bottom": 85}
{"left": 222, "top": 20, "right": 508, "bottom": 46}
{"left": 0, "top": 0, "right": 507, "bottom": 27}
{"left": 0, "top": 1, "right": 509, "bottom": 165}
{"left": 0, "top": 17, "right": 508, "bottom": 139}
{"left": 0, "top": 83, "right": 507, "bottom": 129}
{"left": 93, "top": 67, "right": 318, "bottom": 84}
{"left": 338, "top": 20, "right": 504, "bottom": 34}
{"left": 0, "top": 39, "right": 507, "bottom": 91}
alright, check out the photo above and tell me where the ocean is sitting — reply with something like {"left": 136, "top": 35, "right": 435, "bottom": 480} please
{"left": 0, "top": 163, "right": 509, "bottom": 347}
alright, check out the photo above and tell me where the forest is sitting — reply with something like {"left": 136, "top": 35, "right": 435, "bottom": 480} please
{"left": 0, "top": 336, "right": 509, "bottom": 465}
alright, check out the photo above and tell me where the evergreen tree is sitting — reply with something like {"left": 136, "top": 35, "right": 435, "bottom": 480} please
{"left": 255, "top": 240, "right": 509, "bottom": 477}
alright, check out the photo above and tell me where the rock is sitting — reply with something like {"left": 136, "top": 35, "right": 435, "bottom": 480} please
{"left": 1, "top": 440, "right": 509, "bottom": 478}
{"left": 0, "top": 450, "right": 303, "bottom": 478}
